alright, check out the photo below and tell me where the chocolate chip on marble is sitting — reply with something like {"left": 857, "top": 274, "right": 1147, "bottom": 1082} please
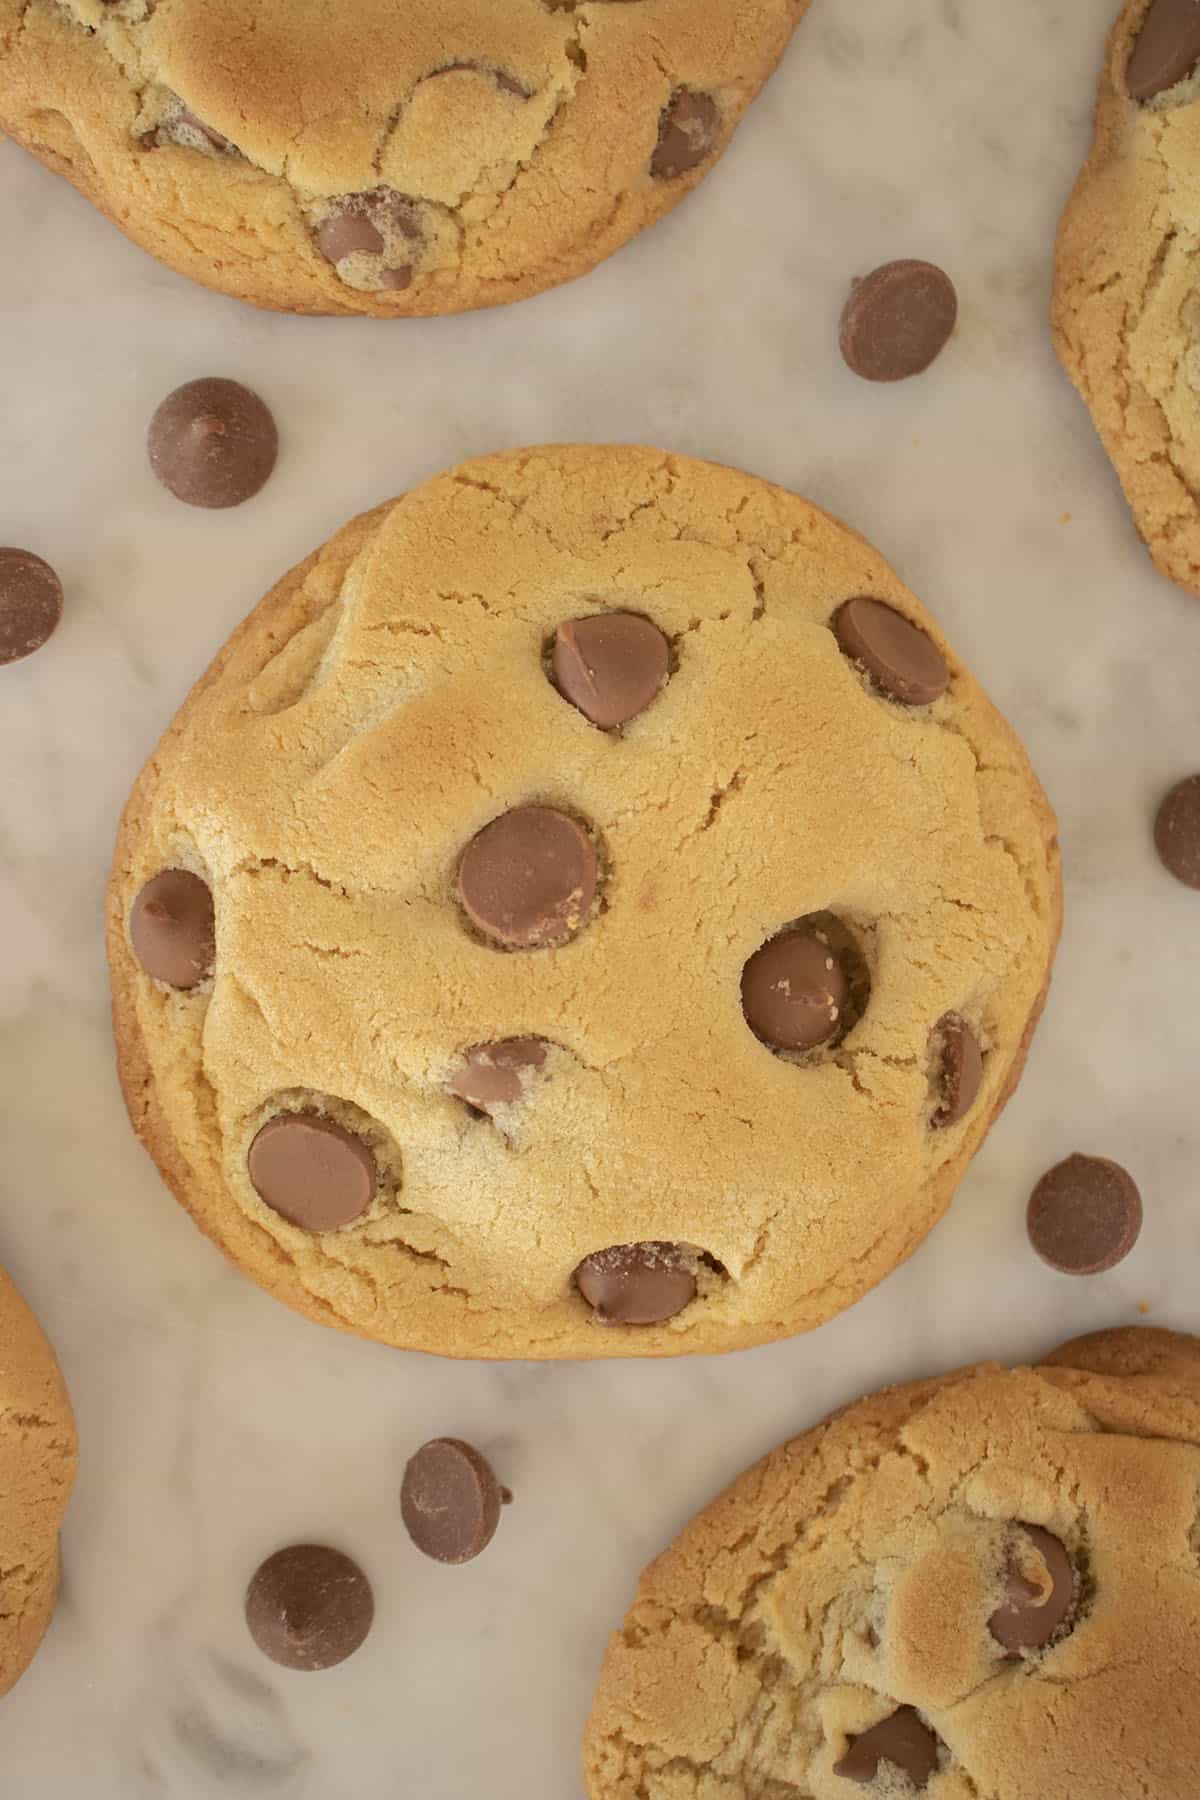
{"left": 840, "top": 261, "right": 958, "bottom": 382}
{"left": 448, "top": 1038, "right": 549, "bottom": 1112}
{"left": 1127, "top": 0, "right": 1200, "bottom": 102}
{"left": 552, "top": 612, "right": 670, "bottom": 728}
{"left": 247, "top": 1113, "right": 378, "bottom": 1232}
{"left": 1026, "top": 1153, "right": 1143, "bottom": 1276}
{"left": 457, "top": 805, "right": 598, "bottom": 950}
{"left": 1154, "top": 775, "right": 1200, "bottom": 888}
{"left": 0, "top": 548, "right": 63, "bottom": 666}
{"left": 651, "top": 89, "right": 720, "bottom": 179}
{"left": 575, "top": 1242, "right": 697, "bottom": 1325}
{"left": 314, "top": 190, "right": 421, "bottom": 290}
{"left": 741, "top": 928, "right": 848, "bottom": 1052}
{"left": 244, "top": 1545, "right": 373, "bottom": 1671}
{"left": 931, "top": 1013, "right": 983, "bottom": 1127}
{"left": 833, "top": 1706, "right": 940, "bottom": 1787}
{"left": 988, "top": 1525, "right": 1076, "bottom": 1654}
{"left": 147, "top": 378, "right": 278, "bottom": 509}
{"left": 401, "top": 1439, "right": 511, "bottom": 1564}
{"left": 834, "top": 597, "right": 949, "bottom": 706}
{"left": 129, "top": 869, "right": 216, "bottom": 988}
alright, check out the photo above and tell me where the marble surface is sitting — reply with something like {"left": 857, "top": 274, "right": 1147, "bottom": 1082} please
{"left": 2, "top": 1, "right": 1198, "bottom": 1793}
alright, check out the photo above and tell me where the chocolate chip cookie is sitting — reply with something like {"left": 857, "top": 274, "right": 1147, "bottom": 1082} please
{"left": 107, "top": 445, "right": 1060, "bottom": 1359}
{"left": 1054, "top": 0, "right": 1200, "bottom": 596}
{"left": 0, "top": 1264, "right": 77, "bottom": 1698}
{"left": 585, "top": 1327, "right": 1200, "bottom": 1797}
{"left": 0, "top": 0, "right": 809, "bottom": 318}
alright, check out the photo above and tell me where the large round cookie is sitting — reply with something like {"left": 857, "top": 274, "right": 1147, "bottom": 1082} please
{"left": 0, "top": 0, "right": 808, "bottom": 317}
{"left": 1054, "top": 0, "right": 1200, "bottom": 597}
{"left": 107, "top": 445, "right": 1060, "bottom": 1360}
{"left": 0, "top": 1264, "right": 77, "bottom": 1699}
{"left": 585, "top": 1327, "right": 1200, "bottom": 1797}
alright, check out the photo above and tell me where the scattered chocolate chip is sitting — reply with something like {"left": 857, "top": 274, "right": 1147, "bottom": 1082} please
{"left": 988, "top": 1525, "right": 1076, "bottom": 1654}
{"left": 0, "top": 548, "right": 63, "bottom": 666}
{"left": 932, "top": 1013, "right": 983, "bottom": 1127}
{"left": 448, "top": 1038, "right": 548, "bottom": 1112}
{"left": 147, "top": 378, "right": 278, "bottom": 509}
{"left": 575, "top": 1242, "right": 697, "bottom": 1325}
{"left": 1026, "top": 1153, "right": 1143, "bottom": 1276}
{"left": 401, "top": 1439, "right": 510, "bottom": 1564}
{"left": 839, "top": 260, "right": 958, "bottom": 383}
{"left": 314, "top": 190, "right": 420, "bottom": 290}
{"left": 834, "top": 597, "right": 950, "bottom": 706}
{"left": 833, "top": 1706, "right": 940, "bottom": 1787}
{"left": 247, "top": 1113, "right": 378, "bottom": 1232}
{"left": 129, "top": 869, "right": 215, "bottom": 988}
{"left": 1154, "top": 775, "right": 1200, "bottom": 888}
{"left": 1127, "top": 0, "right": 1200, "bottom": 102}
{"left": 741, "top": 928, "right": 848, "bottom": 1052}
{"left": 651, "top": 89, "right": 719, "bottom": 179}
{"left": 457, "top": 805, "right": 598, "bottom": 950}
{"left": 244, "top": 1545, "right": 373, "bottom": 1671}
{"left": 552, "top": 612, "right": 670, "bottom": 728}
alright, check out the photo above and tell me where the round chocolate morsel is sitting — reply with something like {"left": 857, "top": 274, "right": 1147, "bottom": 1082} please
{"left": 147, "top": 378, "right": 278, "bottom": 509}
{"left": 932, "top": 1012, "right": 984, "bottom": 1128}
{"left": 247, "top": 1113, "right": 378, "bottom": 1232}
{"left": 400, "top": 1438, "right": 510, "bottom": 1564}
{"left": 834, "top": 597, "right": 950, "bottom": 706}
{"left": 457, "top": 805, "right": 598, "bottom": 949}
{"left": 741, "top": 929, "right": 848, "bottom": 1052}
{"left": 552, "top": 612, "right": 670, "bottom": 728}
{"left": 833, "top": 1706, "right": 940, "bottom": 1788}
{"left": 839, "top": 260, "right": 958, "bottom": 383}
{"left": 1127, "top": 0, "right": 1200, "bottom": 102}
{"left": 1026, "top": 1153, "right": 1143, "bottom": 1276}
{"left": 0, "top": 548, "right": 63, "bottom": 666}
{"left": 244, "top": 1545, "right": 374, "bottom": 1672}
{"left": 449, "top": 1037, "right": 548, "bottom": 1112}
{"left": 129, "top": 869, "right": 216, "bottom": 988}
{"left": 988, "top": 1524, "right": 1076, "bottom": 1654}
{"left": 1154, "top": 775, "right": 1200, "bottom": 888}
{"left": 575, "top": 1242, "right": 697, "bottom": 1325}
{"left": 651, "top": 89, "right": 720, "bottom": 179}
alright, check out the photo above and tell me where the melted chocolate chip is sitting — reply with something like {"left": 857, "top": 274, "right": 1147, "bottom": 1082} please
{"left": 834, "top": 598, "right": 949, "bottom": 706}
{"left": 129, "top": 869, "right": 216, "bottom": 988}
{"left": 314, "top": 190, "right": 420, "bottom": 290}
{"left": 840, "top": 261, "right": 958, "bottom": 382}
{"left": 988, "top": 1525, "right": 1076, "bottom": 1654}
{"left": 741, "top": 929, "right": 848, "bottom": 1052}
{"left": 575, "top": 1242, "right": 697, "bottom": 1325}
{"left": 448, "top": 1038, "right": 548, "bottom": 1112}
{"left": 245, "top": 1545, "right": 373, "bottom": 1671}
{"left": 932, "top": 1013, "right": 983, "bottom": 1127}
{"left": 147, "top": 378, "right": 278, "bottom": 509}
{"left": 552, "top": 612, "right": 670, "bottom": 728}
{"left": 834, "top": 1707, "right": 940, "bottom": 1787}
{"left": 401, "top": 1439, "right": 510, "bottom": 1564}
{"left": 651, "top": 89, "right": 719, "bottom": 179}
{"left": 457, "top": 806, "right": 598, "bottom": 950}
{"left": 247, "top": 1113, "right": 378, "bottom": 1232}
{"left": 1026, "top": 1154, "right": 1143, "bottom": 1276}
{"left": 0, "top": 548, "right": 63, "bottom": 666}
{"left": 1127, "top": 0, "right": 1200, "bottom": 102}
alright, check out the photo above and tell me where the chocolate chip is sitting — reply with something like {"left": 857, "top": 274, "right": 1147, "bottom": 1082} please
{"left": 932, "top": 1013, "right": 983, "bottom": 1127}
{"left": 457, "top": 805, "right": 598, "bottom": 950}
{"left": 741, "top": 928, "right": 848, "bottom": 1052}
{"left": 0, "top": 548, "right": 63, "bottom": 666}
{"left": 401, "top": 1439, "right": 510, "bottom": 1564}
{"left": 840, "top": 260, "right": 958, "bottom": 382}
{"left": 988, "top": 1525, "right": 1076, "bottom": 1654}
{"left": 448, "top": 1038, "right": 548, "bottom": 1112}
{"left": 833, "top": 1707, "right": 940, "bottom": 1788}
{"left": 247, "top": 1113, "right": 378, "bottom": 1232}
{"left": 129, "top": 869, "right": 215, "bottom": 988}
{"left": 147, "top": 378, "right": 278, "bottom": 509}
{"left": 431, "top": 61, "right": 528, "bottom": 97}
{"left": 161, "top": 97, "right": 239, "bottom": 155}
{"left": 1027, "top": 1153, "right": 1143, "bottom": 1276}
{"left": 834, "top": 597, "right": 950, "bottom": 706}
{"left": 552, "top": 612, "right": 670, "bottom": 728}
{"left": 1154, "top": 775, "right": 1200, "bottom": 888}
{"left": 1127, "top": 0, "right": 1200, "bottom": 101}
{"left": 316, "top": 209, "right": 384, "bottom": 261}
{"left": 574, "top": 1242, "right": 697, "bottom": 1325}
{"left": 651, "top": 89, "right": 719, "bottom": 179}
{"left": 314, "top": 191, "right": 420, "bottom": 290}
{"left": 244, "top": 1545, "right": 373, "bottom": 1671}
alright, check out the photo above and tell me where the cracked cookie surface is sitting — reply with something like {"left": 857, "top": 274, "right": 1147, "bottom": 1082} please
{"left": 0, "top": 0, "right": 809, "bottom": 316}
{"left": 106, "top": 445, "right": 1060, "bottom": 1360}
{"left": 1054, "top": 0, "right": 1200, "bottom": 596}
{"left": 584, "top": 1327, "right": 1200, "bottom": 1797}
{"left": 0, "top": 1264, "right": 77, "bottom": 1699}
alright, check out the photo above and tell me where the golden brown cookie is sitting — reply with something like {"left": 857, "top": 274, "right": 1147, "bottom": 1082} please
{"left": 107, "top": 445, "right": 1060, "bottom": 1360}
{"left": 0, "top": 0, "right": 809, "bottom": 317}
{"left": 0, "top": 1264, "right": 77, "bottom": 1699}
{"left": 1054, "top": 0, "right": 1200, "bottom": 596}
{"left": 584, "top": 1326, "right": 1200, "bottom": 1798}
